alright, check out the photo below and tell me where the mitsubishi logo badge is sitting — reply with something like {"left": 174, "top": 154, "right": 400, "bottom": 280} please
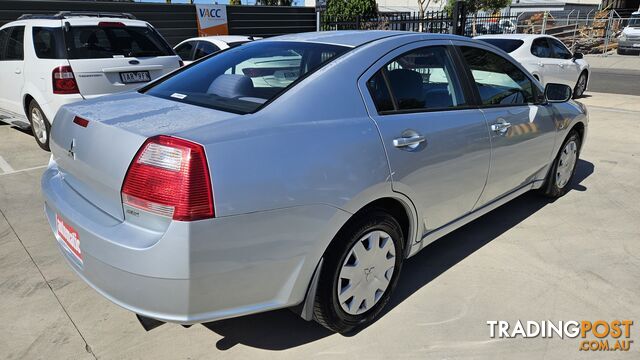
{"left": 68, "top": 139, "right": 76, "bottom": 159}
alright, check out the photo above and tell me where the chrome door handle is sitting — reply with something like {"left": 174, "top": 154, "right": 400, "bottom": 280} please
{"left": 537, "top": 62, "right": 544, "bottom": 67}
{"left": 14, "top": 69, "right": 21, "bottom": 74}
{"left": 393, "top": 134, "right": 426, "bottom": 149}
{"left": 559, "top": 63, "right": 565, "bottom": 68}
{"left": 491, "top": 121, "right": 512, "bottom": 135}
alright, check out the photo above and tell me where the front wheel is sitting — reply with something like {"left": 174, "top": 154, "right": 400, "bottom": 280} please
{"left": 313, "top": 209, "right": 404, "bottom": 333}
{"left": 541, "top": 130, "right": 581, "bottom": 198}
{"left": 28, "top": 100, "right": 51, "bottom": 151}
{"left": 573, "top": 72, "right": 587, "bottom": 98}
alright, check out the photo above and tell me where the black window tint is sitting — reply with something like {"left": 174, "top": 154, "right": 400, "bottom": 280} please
{"left": 5, "top": 26, "right": 24, "bottom": 60}
{"left": 549, "top": 38, "right": 572, "bottom": 59}
{"left": 175, "top": 41, "right": 195, "bottom": 61}
{"left": 194, "top": 41, "right": 220, "bottom": 60}
{"left": 66, "top": 25, "right": 173, "bottom": 59}
{"left": 0, "top": 28, "right": 8, "bottom": 61}
{"left": 461, "top": 46, "right": 534, "bottom": 106}
{"left": 33, "top": 27, "right": 66, "bottom": 59}
{"left": 380, "top": 46, "right": 465, "bottom": 112}
{"left": 531, "top": 38, "right": 552, "bottom": 58}
{"left": 144, "top": 41, "right": 348, "bottom": 114}
{"left": 367, "top": 70, "right": 394, "bottom": 112}
{"left": 478, "top": 39, "right": 524, "bottom": 53}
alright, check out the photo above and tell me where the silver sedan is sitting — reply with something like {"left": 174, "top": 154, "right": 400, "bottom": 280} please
{"left": 42, "top": 31, "right": 587, "bottom": 333}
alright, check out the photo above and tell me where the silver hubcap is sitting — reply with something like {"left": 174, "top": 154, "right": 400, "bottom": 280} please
{"left": 31, "top": 107, "right": 47, "bottom": 144}
{"left": 337, "top": 230, "right": 396, "bottom": 315}
{"left": 556, "top": 140, "right": 578, "bottom": 188}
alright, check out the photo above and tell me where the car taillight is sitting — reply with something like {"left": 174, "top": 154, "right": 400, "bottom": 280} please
{"left": 52, "top": 66, "right": 79, "bottom": 94}
{"left": 122, "top": 135, "right": 214, "bottom": 221}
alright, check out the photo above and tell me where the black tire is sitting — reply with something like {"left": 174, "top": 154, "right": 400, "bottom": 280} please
{"left": 313, "top": 209, "right": 405, "bottom": 333}
{"left": 617, "top": 48, "right": 625, "bottom": 55}
{"left": 540, "top": 130, "right": 581, "bottom": 198}
{"left": 28, "top": 100, "right": 51, "bottom": 151}
{"left": 573, "top": 72, "right": 587, "bottom": 99}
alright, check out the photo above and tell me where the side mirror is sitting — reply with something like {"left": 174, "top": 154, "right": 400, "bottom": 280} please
{"left": 572, "top": 52, "right": 584, "bottom": 60}
{"left": 545, "top": 83, "right": 572, "bottom": 103}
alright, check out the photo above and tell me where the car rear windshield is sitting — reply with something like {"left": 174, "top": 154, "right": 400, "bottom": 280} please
{"left": 143, "top": 41, "right": 349, "bottom": 114}
{"left": 65, "top": 25, "right": 174, "bottom": 59}
{"left": 478, "top": 39, "right": 524, "bottom": 53}
{"left": 629, "top": 15, "right": 640, "bottom": 27}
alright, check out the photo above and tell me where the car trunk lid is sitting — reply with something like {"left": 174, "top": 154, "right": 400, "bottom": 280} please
{"left": 50, "top": 92, "right": 236, "bottom": 221}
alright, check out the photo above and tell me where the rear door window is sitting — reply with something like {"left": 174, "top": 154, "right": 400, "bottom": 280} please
{"left": 33, "top": 27, "right": 66, "bottom": 59}
{"left": 5, "top": 26, "right": 24, "bottom": 60}
{"left": 144, "top": 41, "right": 349, "bottom": 114}
{"left": 65, "top": 25, "right": 174, "bottom": 59}
{"left": 367, "top": 46, "right": 466, "bottom": 113}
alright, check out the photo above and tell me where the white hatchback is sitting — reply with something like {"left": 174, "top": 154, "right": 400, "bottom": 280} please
{"left": 476, "top": 34, "right": 590, "bottom": 99}
{"left": 0, "top": 12, "right": 181, "bottom": 150}
{"left": 174, "top": 35, "right": 255, "bottom": 65}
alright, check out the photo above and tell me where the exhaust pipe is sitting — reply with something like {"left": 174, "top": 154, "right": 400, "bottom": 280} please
{"left": 136, "top": 314, "right": 166, "bottom": 331}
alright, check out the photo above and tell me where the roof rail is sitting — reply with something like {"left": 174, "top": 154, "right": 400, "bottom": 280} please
{"left": 17, "top": 11, "right": 136, "bottom": 21}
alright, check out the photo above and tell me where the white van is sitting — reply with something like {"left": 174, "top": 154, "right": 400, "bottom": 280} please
{"left": 0, "top": 12, "right": 181, "bottom": 150}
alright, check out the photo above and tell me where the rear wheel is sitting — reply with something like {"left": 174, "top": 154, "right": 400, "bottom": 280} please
{"left": 313, "top": 209, "right": 404, "bottom": 333}
{"left": 541, "top": 130, "right": 581, "bottom": 198}
{"left": 573, "top": 72, "right": 587, "bottom": 98}
{"left": 28, "top": 100, "right": 50, "bottom": 151}
{"left": 617, "top": 48, "right": 626, "bottom": 55}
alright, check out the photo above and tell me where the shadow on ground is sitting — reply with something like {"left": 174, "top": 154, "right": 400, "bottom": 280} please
{"left": 202, "top": 159, "right": 594, "bottom": 350}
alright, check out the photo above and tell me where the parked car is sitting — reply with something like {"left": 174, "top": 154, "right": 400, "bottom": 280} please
{"left": 42, "top": 31, "right": 587, "bottom": 334}
{"left": 174, "top": 35, "right": 255, "bottom": 65}
{"left": 0, "top": 11, "right": 181, "bottom": 151}
{"left": 617, "top": 11, "right": 640, "bottom": 55}
{"left": 476, "top": 34, "right": 590, "bottom": 98}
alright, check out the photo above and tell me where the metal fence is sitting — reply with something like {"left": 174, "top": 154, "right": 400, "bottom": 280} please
{"left": 321, "top": 11, "right": 452, "bottom": 33}
{"left": 320, "top": 9, "right": 638, "bottom": 55}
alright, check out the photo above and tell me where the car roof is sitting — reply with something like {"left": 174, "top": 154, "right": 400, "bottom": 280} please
{"left": 267, "top": 30, "right": 461, "bottom": 47}
{"left": 198, "top": 35, "right": 253, "bottom": 43}
{"left": 1, "top": 17, "right": 148, "bottom": 28}
{"left": 475, "top": 34, "right": 550, "bottom": 41}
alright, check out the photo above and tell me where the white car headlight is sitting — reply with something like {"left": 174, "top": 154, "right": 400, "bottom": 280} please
{"left": 619, "top": 33, "right": 628, "bottom": 41}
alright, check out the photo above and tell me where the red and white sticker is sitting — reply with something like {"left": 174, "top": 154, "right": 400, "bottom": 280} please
{"left": 56, "top": 214, "right": 82, "bottom": 263}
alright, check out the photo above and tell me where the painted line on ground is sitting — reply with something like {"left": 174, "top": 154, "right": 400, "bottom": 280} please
{"left": 0, "top": 164, "right": 47, "bottom": 176}
{"left": 0, "top": 156, "right": 15, "bottom": 174}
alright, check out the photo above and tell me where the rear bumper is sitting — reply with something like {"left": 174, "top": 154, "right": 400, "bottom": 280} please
{"left": 40, "top": 94, "right": 84, "bottom": 124}
{"left": 42, "top": 165, "right": 350, "bottom": 324}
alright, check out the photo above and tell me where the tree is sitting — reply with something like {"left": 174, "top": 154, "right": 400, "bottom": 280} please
{"left": 417, "top": 0, "right": 441, "bottom": 32}
{"left": 445, "top": 0, "right": 510, "bottom": 35}
{"left": 445, "top": 0, "right": 509, "bottom": 14}
{"left": 326, "top": 0, "right": 378, "bottom": 20}
{"left": 229, "top": 0, "right": 242, "bottom": 5}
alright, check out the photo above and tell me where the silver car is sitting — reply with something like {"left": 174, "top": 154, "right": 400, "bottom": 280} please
{"left": 42, "top": 31, "right": 588, "bottom": 333}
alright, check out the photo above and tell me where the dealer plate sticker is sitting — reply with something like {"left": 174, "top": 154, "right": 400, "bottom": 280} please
{"left": 56, "top": 214, "right": 82, "bottom": 263}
